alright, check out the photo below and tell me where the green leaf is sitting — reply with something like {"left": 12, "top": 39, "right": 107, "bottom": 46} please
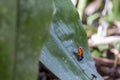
{"left": 40, "top": 0, "right": 103, "bottom": 80}
{"left": 92, "top": 50, "right": 102, "bottom": 57}
{"left": 112, "top": 0, "right": 120, "bottom": 21}
{"left": 0, "top": 0, "right": 53, "bottom": 80}
{"left": 87, "top": 13, "right": 100, "bottom": 25}
{"left": 0, "top": 0, "right": 16, "bottom": 80}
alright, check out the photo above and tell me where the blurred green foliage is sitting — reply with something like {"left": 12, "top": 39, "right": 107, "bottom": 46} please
{"left": 0, "top": 0, "right": 53, "bottom": 80}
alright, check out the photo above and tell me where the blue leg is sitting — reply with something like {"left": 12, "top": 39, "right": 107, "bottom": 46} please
{"left": 78, "top": 56, "right": 84, "bottom": 61}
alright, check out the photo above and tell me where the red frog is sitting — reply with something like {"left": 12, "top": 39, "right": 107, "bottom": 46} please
{"left": 73, "top": 47, "right": 84, "bottom": 61}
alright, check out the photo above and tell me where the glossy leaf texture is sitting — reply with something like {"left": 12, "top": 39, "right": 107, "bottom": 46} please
{"left": 0, "top": 0, "right": 53, "bottom": 80}
{"left": 40, "top": 0, "right": 103, "bottom": 80}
